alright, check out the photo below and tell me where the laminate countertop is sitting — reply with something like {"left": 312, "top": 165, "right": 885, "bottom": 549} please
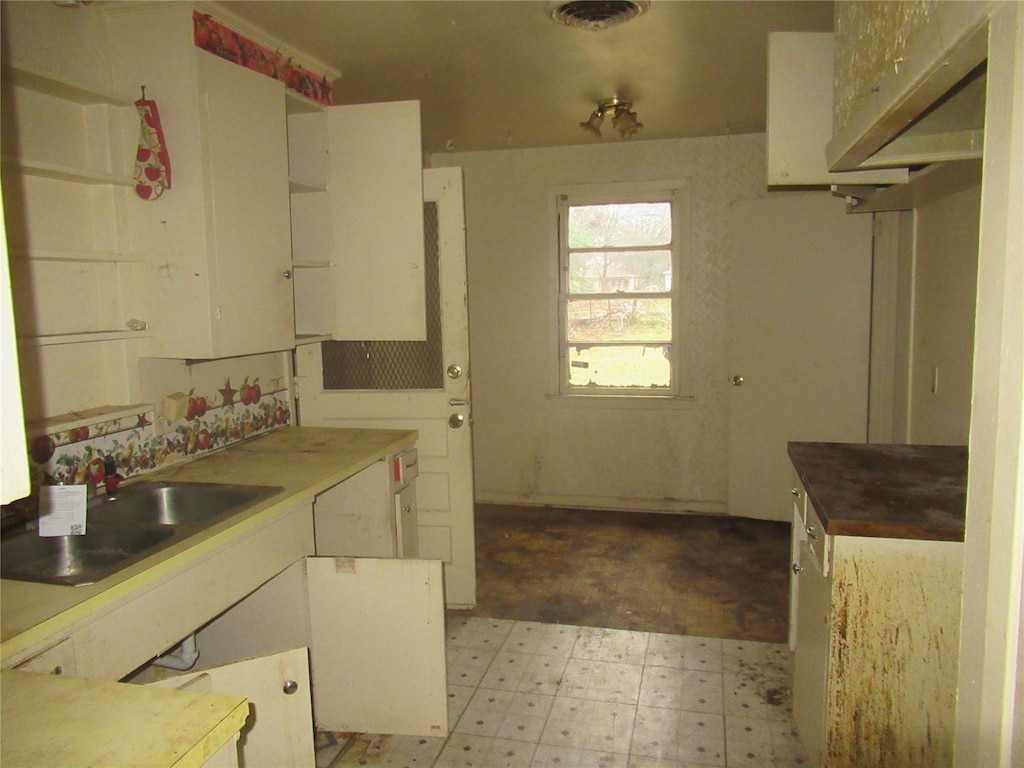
{"left": 1, "top": 669, "right": 248, "bottom": 768}
{"left": 788, "top": 442, "right": 968, "bottom": 541}
{"left": 1, "top": 426, "right": 417, "bottom": 662}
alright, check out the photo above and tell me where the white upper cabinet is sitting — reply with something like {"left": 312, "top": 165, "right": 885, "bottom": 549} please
{"left": 108, "top": 5, "right": 293, "bottom": 359}
{"left": 827, "top": 2, "right": 994, "bottom": 173}
{"left": 766, "top": 33, "right": 909, "bottom": 187}
{"left": 1, "top": 23, "right": 150, "bottom": 422}
{"left": 287, "top": 99, "right": 428, "bottom": 342}
{"left": 328, "top": 101, "right": 426, "bottom": 341}
{"left": 196, "top": 52, "right": 294, "bottom": 357}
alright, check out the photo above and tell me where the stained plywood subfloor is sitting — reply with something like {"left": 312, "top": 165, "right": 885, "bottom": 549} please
{"left": 464, "top": 504, "right": 791, "bottom": 643}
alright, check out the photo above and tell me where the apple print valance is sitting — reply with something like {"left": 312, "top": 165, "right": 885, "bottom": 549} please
{"left": 193, "top": 11, "right": 334, "bottom": 106}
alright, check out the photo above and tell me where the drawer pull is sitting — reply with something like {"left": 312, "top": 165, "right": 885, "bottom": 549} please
{"left": 792, "top": 562, "right": 803, "bottom": 574}
{"left": 805, "top": 524, "right": 818, "bottom": 540}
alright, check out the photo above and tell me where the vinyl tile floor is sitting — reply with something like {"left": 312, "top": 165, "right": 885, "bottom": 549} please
{"left": 327, "top": 616, "right": 809, "bottom": 768}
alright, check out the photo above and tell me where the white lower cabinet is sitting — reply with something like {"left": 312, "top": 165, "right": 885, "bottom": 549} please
{"left": 14, "top": 636, "right": 78, "bottom": 677}
{"left": 314, "top": 460, "right": 395, "bottom": 557}
{"left": 305, "top": 557, "right": 446, "bottom": 736}
{"left": 791, "top": 540, "right": 830, "bottom": 763}
{"left": 147, "top": 648, "right": 313, "bottom": 768}
{"left": 313, "top": 454, "right": 420, "bottom": 559}
{"left": 190, "top": 554, "right": 448, "bottom": 765}
{"left": 790, "top": 510, "right": 964, "bottom": 766}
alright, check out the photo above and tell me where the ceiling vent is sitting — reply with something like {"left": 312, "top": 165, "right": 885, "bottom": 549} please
{"left": 548, "top": 1, "right": 650, "bottom": 31}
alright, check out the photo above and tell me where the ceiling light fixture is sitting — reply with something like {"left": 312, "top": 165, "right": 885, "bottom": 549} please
{"left": 580, "top": 97, "right": 644, "bottom": 139}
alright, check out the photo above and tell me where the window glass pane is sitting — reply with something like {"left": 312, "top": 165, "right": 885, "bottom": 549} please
{"left": 566, "top": 298, "right": 672, "bottom": 343}
{"left": 568, "top": 250, "right": 672, "bottom": 294}
{"left": 567, "top": 344, "right": 672, "bottom": 389}
{"left": 567, "top": 203, "right": 671, "bottom": 248}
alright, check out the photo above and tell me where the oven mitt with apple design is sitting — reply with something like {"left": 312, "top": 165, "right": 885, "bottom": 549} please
{"left": 134, "top": 87, "right": 171, "bottom": 200}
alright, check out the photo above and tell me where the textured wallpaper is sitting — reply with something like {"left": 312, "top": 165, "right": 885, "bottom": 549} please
{"left": 433, "top": 134, "right": 769, "bottom": 513}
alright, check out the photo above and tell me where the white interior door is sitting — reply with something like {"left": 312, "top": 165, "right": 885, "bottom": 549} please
{"left": 294, "top": 166, "right": 476, "bottom": 608}
{"left": 727, "top": 193, "right": 871, "bottom": 521}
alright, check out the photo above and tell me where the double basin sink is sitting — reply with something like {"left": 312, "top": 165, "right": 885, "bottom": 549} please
{"left": 1, "top": 482, "right": 282, "bottom": 587}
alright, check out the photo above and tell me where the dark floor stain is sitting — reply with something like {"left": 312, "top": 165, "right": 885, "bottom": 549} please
{"left": 766, "top": 687, "right": 787, "bottom": 706}
{"left": 463, "top": 504, "right": 791, "bottom": 643}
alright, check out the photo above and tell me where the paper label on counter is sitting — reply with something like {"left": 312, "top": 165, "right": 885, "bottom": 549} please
{"left": 38, "top": 485, "right": 88, "bottom": 536}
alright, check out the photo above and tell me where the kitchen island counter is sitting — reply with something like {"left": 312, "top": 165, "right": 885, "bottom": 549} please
{"left": 788, "top": 441, "right": 967, "bottom": 541}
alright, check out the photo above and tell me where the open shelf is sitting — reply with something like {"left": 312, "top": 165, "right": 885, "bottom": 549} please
{"left": 25, "top": 403, "right": 154, "bottom": 438}
{"left": 19, "top": 329, "right": 151, "bottom": 348}
{"left": 2, "top": 156, "right": 134, "bottom": 186}
{"left": 3, "top": 63, "right": 133, "bottom": 106}
{"left": 8, "top": 248, "right": 144, "bottom": 264}
{"left": 289, "top": 177, "right": 328, "bottom": 194}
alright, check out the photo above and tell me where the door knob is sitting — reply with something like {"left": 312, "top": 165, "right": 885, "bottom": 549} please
{"left": 730, "top": 375, "right": 744, "bottom": 386}
{"left": 448, "top": 413, "right": 465, "bottom": 429}
{"left": 447, "top": 364, "right": 464, "bottom": 380}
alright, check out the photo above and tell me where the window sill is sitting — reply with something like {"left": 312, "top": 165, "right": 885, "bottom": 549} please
{"left": 548, "top": 393, "right": 696, "bottom": 410}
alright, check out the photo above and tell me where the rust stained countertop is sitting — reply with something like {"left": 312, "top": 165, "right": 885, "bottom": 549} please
{"left": 788, "top": 442, "right": 968, "bottom": 541}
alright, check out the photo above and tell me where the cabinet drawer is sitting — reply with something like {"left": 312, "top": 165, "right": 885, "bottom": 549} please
{"left": 791, "top": 469, "right": 831, "bottom": 576}
{"left": 14, "top": 636, "right": 77, "bottom": 676}
{"left": 803, "top": 505, "right": 832, "bottom": 577}
{"left": 790, "top": 467, "right": 807, "bottom": 525}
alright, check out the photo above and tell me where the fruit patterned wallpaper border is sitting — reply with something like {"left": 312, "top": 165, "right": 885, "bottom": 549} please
{"left": 26, "top": 379, "right": 291, "bottom": 491}
{"left": 193, "top": 11, "right": 334, "bottom": 106}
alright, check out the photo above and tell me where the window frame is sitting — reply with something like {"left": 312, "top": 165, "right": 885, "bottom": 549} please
{"left": 553, "top": 180, "right": 691, "bottom": 398}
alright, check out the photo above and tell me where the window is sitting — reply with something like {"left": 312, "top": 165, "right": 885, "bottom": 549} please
{"left": 556, "top": 182, "right": 689, "bottom": 396}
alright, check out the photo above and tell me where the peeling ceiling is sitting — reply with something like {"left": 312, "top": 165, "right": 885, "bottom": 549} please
{"left": 215, "top": 0, "right": 834, "bottom": 154}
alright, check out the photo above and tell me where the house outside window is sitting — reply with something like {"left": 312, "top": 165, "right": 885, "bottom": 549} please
{"left": 555, "top": 180, "right": 690, "bottom": 397}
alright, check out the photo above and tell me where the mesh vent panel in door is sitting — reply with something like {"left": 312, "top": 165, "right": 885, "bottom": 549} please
{"left": 322, "top": 202, "right": 444, "bottom": 390}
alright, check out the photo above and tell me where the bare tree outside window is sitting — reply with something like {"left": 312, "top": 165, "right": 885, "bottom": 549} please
{"left": 557, "top": 185, "right": 688, "bottom": 395}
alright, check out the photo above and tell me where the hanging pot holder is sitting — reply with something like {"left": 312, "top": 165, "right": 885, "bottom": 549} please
{"left": 134, "top": 87, "right": 171, "bottom": 200}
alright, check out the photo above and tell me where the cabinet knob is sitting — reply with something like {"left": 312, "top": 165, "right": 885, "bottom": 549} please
{"left": 790, "top": 488, "right": 800, "bottom": 497}
{"left": 805, "top": 524, "right": 818, "bottom": 541}
{"left": 282, "top": 680, "right": 299, "bottom": 695}
{"left": 730, "top": 375, "right": 744, "bottom": 386}
{"left": 282, "top": 270, "right": 292, "bottom": 280}
{"left": 792, "top": 562, "right": 803, "bottom": 574}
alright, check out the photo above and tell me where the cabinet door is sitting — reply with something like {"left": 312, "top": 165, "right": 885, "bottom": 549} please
{"left": 197, "top": 52, "right": 294, "bottom": 357}
{"left": 792, "top": 541, "right": 830, "bottom": 766}
{"left": 14, "top": 637, "right": 77, "bottom": 677}
{"left": 313, "top": 460, "right": 395, "bottom": 557}
{"left": 148, "top": 647, "right": 314, "bottom": 768}
{"left": 306, "top": 556, "right": 447, "bottom": 737}
{"left": 327, "top": 101, "right": 426, "bottom": 340}
{"left": 396, "top": 481, "right": 419, "bottom": 558}
{"left": 766, "top": 33, "right": 908, "bottom": 186}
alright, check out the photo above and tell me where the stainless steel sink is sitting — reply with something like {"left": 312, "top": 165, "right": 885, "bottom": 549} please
{"left": 1, "top": 482, "right": 283, "bottom": 586}
{"left": 0, "top": 525, "right": 176, "bottom": 587}
{"left": 87, "top": 481, "right": 281, "bottom": 526}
